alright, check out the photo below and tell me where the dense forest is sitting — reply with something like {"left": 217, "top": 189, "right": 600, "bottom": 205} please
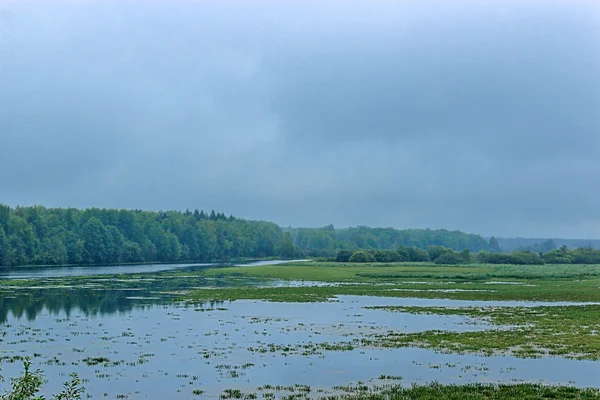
{"left": 0, "top": 205, "right": 501, "bottom": 267}
{"left": 0, "top": 205, "right": 290, "bottom": 267}
{"left": 1, "top": 204, "right": 592, "bottom": 268}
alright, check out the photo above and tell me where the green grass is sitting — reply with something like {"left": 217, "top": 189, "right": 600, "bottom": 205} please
{"left": 179, "top": 261, "right": 600, "bottom": 361}
{"left": 198, "top": 262, "right": 494, "bottom": 282}
{"left": 219, "top": 383, "right": 600, "bottom": 399}
{"left": 179, "top": 261, "right": 600, "bottom": 303}
{"left": 331, "top": 382, "right": 600, "bottom": 399}
{"left": 363, "top": 305, "right": 600, "bottom": 360}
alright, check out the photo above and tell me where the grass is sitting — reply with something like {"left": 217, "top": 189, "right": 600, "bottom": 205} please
{"left": 332, "top": 382, "right": 600, "bottom": 399}
{"left": 197, "top": 262, "right": 494, "bottom": 282}
{"left": 178, "top": 261, "right": 600, "bottom": 303}
{"left": 177, "top": 261, "right": 600, "bottom": 361}
{"left": 363, "top": 304, "right": 600, "bottom": 360}
{"left": 217, "top": 383, "right": 600, "bottom": 399}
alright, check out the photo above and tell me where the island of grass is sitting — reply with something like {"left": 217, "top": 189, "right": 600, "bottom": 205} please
{"left": 177, "top": 261, "right": 600, "bottom": 361}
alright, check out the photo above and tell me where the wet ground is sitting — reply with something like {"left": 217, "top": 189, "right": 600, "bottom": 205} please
{"left": 1, "top": 262, "right": 599, "bottom": 398}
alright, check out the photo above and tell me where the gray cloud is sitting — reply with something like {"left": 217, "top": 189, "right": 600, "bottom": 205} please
{"left": 0, "top": 1, "right": 599, "bottom": 238}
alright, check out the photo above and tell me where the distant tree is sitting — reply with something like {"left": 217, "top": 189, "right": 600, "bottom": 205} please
{"left": 385, "top": 249, "right": 402, "bottom": 262}
{"left": 0, "top": 227, "right": 8, "bottom": 266}
{"left": 0, "top": 203, "right": 10, "bottom": 227}
{"left": 488, "top": 236, "right": 500, "bottom": 252}
{"left": 275, "top": 232, "right": 296, "bottom": 258}
{"left": 39, "top": 236, "right": 67, "bottom": 265}
{"left": 434, "top": 251, "right": 464, "bottom": 265}
{"left": 395, "top": 246, "right": 410, "bottom": 262}
{"left": 372, "top": 250, "right": 392, "bottom": 263}
{"left": 349, "top": 250, "right": 375, "bottom": 263}
{"left": 121, "top": 241, "right": 143, "bottom": 263}
{"left": 67, "top": 239, "right": 86, "bottom": 265}
{"left": 336, "top": 250, "right": 354, "bottom": 262}
{"left": 80, "top": 218, "right": 110, "bottom": 264}
{"left": 427, "top": 245, "right": 448, "bottom": 261}
{"left": 543, "top": 248, "right": 573, "bottom": 264}
{"left": 407, "top": 247, "right": 429, "bottom": 262}
{"left": 460, "top": 249, "right": 472, "bottom": 263}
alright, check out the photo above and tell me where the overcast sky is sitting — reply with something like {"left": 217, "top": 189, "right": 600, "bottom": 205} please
{"left": 0, "top": 0, "right": 599, "bottom": 238}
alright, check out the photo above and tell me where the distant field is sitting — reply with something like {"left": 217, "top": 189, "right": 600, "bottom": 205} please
{"left": 184, "top": 261, "right": 600, "bottom": 302}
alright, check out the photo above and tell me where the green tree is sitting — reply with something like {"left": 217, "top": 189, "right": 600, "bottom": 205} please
{"left": 460, "top": 249, "right": 472, "bottom": 263}
{"left": 427, "top": 245, "right": 448, "bottom": 261}
{"left": 406, "top": 247, "right": 429, "bottom": 262}
{"left": 543, "top": 248, "right": 573, "bottom": 264}
{"left": 67, "top": 239, "right": 86, "bottom": 265}
{"left": 335, "top": 250, "right": 354, "bottom": 262}
{"left": 434, "top": 251, "right": 464, "bottom": 265}
{"left": 0, "top": 227, "right": 8, "bottom": 267}
{"left": 0, "top": 203, "right": 10, "bottom": 227}
{"left": 80, "top": 218, "right": 110, "bottom": 264}
{"left": 121, "top": 241, "right": 143, "bottom": 263}
{"left": 275, "top": 232, "right": 296, "bottom": 258}
{"left": 488, "top": 236, "right": 500, "bottom": 252}
{"left": 39, "top": 237, "right": 67, "bottom": 265}
{"left": 349, "top": 250, "right": 375, "bottom": 263}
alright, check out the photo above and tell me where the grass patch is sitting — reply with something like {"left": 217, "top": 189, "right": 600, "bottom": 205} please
{"left": 333, "top": 382, "right": 600, "bottom": 399}
{"left": 364, "top": 305, "right": 600, "bottom": 360}
{"left": 181, "top": 262, "right": 600, "bottom": 303}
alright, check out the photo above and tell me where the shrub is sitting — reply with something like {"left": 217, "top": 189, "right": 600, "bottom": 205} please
{"left": 349, "top": 251, "right": 375, "bottom": 263}
{"left": 335, "top": 250, "right": 354, "bottom": 262}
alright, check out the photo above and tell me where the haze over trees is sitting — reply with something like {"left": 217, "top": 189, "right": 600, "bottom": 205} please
{"left": 288, "top": 226, "right": 494, "bottom": 257}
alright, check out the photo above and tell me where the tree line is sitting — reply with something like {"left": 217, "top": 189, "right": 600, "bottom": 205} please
{"left": 0, "top": 205, "right": 298, "bottom": 267}
{"left": 3, "top": 204, "right": 596, "bottom": 268}
{"left": 288, "top": 225, "right": 499, "bottom": 256}
{"left": 0, "top": 205, "right": 503, "bottom": 268}
{"left": 335, "top": 245, "right": 600, "bottom": 265}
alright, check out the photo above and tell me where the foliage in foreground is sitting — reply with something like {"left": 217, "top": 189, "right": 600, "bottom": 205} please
{"left": 0, "top": 358, "right": 84, "bottom": 400}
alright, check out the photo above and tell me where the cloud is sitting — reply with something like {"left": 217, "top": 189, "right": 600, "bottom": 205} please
{"left": 0, "top": 0, "right": 599, "bottom": 238}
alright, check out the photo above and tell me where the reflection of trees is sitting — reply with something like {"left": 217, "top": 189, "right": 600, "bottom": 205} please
{"left": 0, "top": 288, "right": 225, "bottom": 324}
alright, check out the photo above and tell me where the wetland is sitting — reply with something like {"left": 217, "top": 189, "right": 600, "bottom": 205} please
{"left": 2, "top": 261, "right": 600, "bottom": 399}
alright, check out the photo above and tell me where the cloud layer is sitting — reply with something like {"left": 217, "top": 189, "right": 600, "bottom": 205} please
{"left": 1, "top": 1, "right": 599, "bottom": 238}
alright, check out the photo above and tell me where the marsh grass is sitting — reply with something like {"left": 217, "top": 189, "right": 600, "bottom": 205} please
{"left": 180, "top": 262, "right": 600, "bottom": 302}
{"left": 364, "top": 305, "right": 600, "bottom": 360}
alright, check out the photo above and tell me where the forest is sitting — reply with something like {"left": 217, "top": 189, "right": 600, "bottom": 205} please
{"left": 0, "top": 204, "right": 586, "bottom": 268}
{"left": 0, "top": 204, "right": 288, "bottom": 267}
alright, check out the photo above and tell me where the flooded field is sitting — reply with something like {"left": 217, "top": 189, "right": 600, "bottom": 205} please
{"left": 2, "top": 261, "right": 600, "bottom": 399}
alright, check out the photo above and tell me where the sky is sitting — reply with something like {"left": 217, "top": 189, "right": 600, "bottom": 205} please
{"left": 0, "top": 0, "right": 599, "bottom": 238}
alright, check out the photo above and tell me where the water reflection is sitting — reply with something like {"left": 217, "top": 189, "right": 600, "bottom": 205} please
{"left": 0, "top": 273, "right": 252, "bottom": 323}
{"left": 0, "top": 287, "right": 169, "bottom": 324}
